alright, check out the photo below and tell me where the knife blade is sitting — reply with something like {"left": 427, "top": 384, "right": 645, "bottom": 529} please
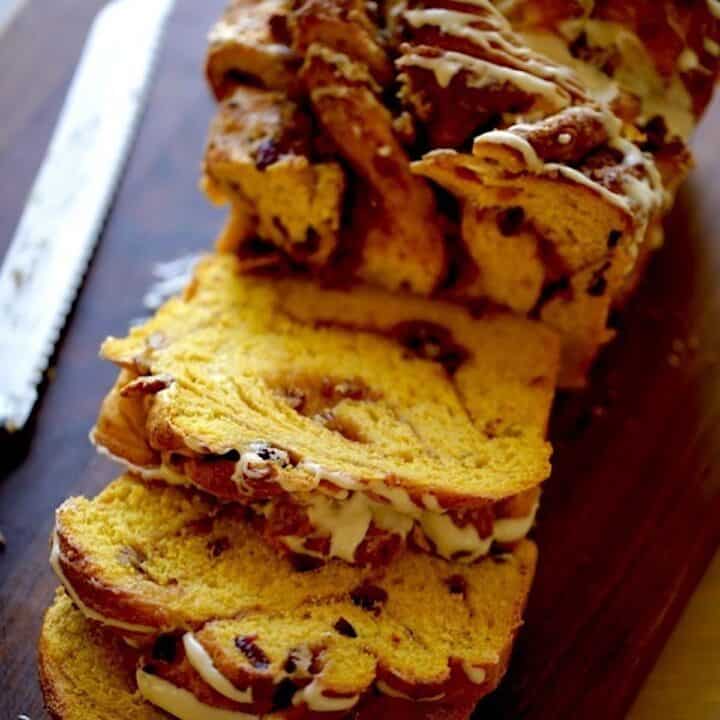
{"left": 0, "top": 0, "right": 175, "bottom": 431}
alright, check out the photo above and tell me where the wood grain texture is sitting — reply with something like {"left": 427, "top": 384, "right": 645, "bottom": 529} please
{"left": 0, "top": 2, "right": 718, "bottom": 719}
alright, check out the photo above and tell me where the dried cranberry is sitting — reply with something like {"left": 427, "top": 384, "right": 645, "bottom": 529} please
{"left": 334, "top": 617, "right": 358, "bottom": 638}
{"left": 444, "top": 575, "right": 468, "bottom": 597}
{"left": 255, "top": 139, "right": 281, "bottom": 170}
{"left": 586, "top": 262, "right": 611, "bottom": 297}
{"left": 607, "top": 229, "right": 622, "bottom": 249}
{"left": 272, "top": 678, "right": 297, "bottom": 710}
{"left": 497, "top": 206, "right": 525, "bottom": 236}
{"left": 207, "top": 537, "right": 231, "bottom": 557}
{"left": 151, "top": 635, "right": 177, "bottom": 663}
{"left": 235, "top": 634, "right": 271, "bottom": 670}
{"left": 394, "top": 321, "right": 469, "bottom": 375}
{"left": 350, "top": 582, "right": 388, "bottom": 615}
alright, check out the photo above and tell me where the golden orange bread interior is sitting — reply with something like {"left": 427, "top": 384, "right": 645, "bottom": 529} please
{"left": 92, "top": 254, "right": 557, "bottom": 565}
{"left": 49, "top": 476, "right": 536, "bottom": 718}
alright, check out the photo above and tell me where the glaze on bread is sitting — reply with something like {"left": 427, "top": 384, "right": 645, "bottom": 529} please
{"left": 92, "top": 255, "right": 557, "bottom": 566}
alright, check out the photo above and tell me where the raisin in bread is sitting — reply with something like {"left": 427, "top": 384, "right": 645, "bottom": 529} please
{"left": 48, "top": 476, "right": 536, "bottom": 719}
{"left": 91, "top": 254, "right": 557, "bottom": 566}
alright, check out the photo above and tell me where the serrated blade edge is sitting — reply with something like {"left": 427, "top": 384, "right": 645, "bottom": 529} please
{"left": 0, "top": 0, "right": 175, "bottom": 431}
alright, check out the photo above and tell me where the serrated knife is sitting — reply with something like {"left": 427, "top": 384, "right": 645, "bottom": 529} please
{"left": 0, "top": 0, "right": 175, "bottom": 431}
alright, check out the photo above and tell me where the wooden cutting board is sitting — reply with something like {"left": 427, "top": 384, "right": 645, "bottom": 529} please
{"left": 0, "top": 2, "right": 718, "bottom": 718}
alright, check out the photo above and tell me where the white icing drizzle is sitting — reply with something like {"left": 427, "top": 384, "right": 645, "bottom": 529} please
{"left": 292, "top": 678, "right": 360, "bottom": 712}
{"left": 296, "top": 460, "right": 358, "bottom": 492}
{"left": 704, "top": 37, "right": 720, "bottom": 57}
{"left": 527, "top": 20, "right": 696, "bottom": 139}
{"left": 312, "top": 493, "right": 381, "bottom": 562}
{"left": 50, "top": 532, "right": 155, "bottom": 635}
{"left": 238, "top": 452, "right": 273, "bottom": 481}
{"left": 403, "top": 8, "right": 578, "bottom": 89}
{"left": 422, "top": 493, "right": 443, "bottom": 512}
{"left": 283, "top": 492, "right": 415, "bottom": 562}
{"left": 493, "top": 501, "right": 539, "bottom": 544}
{"left": 208, "top": 14, "right": 292, "bottom": 59}
{"left": 370, "top": 483, "right": 421, "bottom": 515}
{"left": 307, "top": 45, "right": 381, "bottom": 92}
{"left": 520, "top": 29, "right": 619, "bottom": 107}
{"left": 376, "top": 680, "right": 445, "bottom": 701}
{"left": 461, "top": 662, "right": 487, "bottom": 685}
{"left": 279, "top": 535, "right": 329, "bottom": 560}
{"left": 418, "top": 513, "right": 493, "bottom": 562}
{"left": 92, "top": 433, "right": 189, "bottom": 487}
{"left": 183, "top": 633, "right": 254, "bottom": 704}
{"left": 708, "top": 0, "right": 720, "bottom": 20}
{"left": 475, "top": 129, "right": 545, "bottom": 171}
{"left": 94, "top": 439, "right": 539, "bottom": 565}
{"left": 137, "top": 670, "right": 259, "bottom": 720}
{"left": 397, "top": 51, "right": 465, "bottom": 88}
{"left": 277, "top": 486, "right": 538, "bottom": 563}
{"left": 677, "top": 48, "right": 700, "bottom": 73}
{"left": 397, "top": 49, "right": 571, "bottom": 112}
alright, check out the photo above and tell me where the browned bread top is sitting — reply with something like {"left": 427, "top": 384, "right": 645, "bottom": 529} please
{"left": 206, "top": 0, "right": 300, "bottom": 99}
{"left": 198, "top": 0, "right": 707, "bottom": 387}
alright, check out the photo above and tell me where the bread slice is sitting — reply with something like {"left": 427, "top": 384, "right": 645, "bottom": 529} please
{"left": 40, "top": 590, "right": 498, "bottom": 720}
{"left": 48, "top": 475, "right": 536, "bottom": 718}
{"left": 39, "top": 590, "right": 166, "bottom": 720}
{"left": 206, "top": 0, "right": 299, "bottom": 100}
{"left": 92, "top": 254, "right": 557, "bottom": 565}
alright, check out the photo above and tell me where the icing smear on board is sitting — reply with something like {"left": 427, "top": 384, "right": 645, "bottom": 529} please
{"left": 131, "top": 253, "right": 202, "bottom": 326}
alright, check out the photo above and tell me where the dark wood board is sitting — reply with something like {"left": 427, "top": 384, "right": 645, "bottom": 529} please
{"left": 0, "top": 2, "right": 718, "bottom": 718}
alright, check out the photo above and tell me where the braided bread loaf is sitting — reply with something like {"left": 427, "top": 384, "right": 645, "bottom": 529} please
{"left": 202, "top": 0, "right": 717, "bottom": 385}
